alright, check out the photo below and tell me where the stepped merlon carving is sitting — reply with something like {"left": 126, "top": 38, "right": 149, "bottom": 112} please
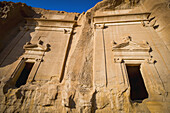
{"left": 112, "top": 36, "right": 150, "bottom": 52}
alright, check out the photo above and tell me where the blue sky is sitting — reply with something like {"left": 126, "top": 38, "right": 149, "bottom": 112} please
{"left": 0, "top": 0, "right": 102, "bottom": 13}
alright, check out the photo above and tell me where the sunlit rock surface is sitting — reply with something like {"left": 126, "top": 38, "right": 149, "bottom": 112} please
{"left": 0, "top": 0, "right": 170, "bottom": 112}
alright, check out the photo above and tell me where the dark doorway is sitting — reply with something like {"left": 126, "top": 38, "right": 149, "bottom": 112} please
{"left": 126, "top": 65, "right": 148, "bottom": 101}
{"left": 15, "top": 62, "right": 34, "bottom": 88}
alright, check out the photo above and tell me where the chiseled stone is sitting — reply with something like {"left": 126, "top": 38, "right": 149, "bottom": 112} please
{"left": 0, "top": 0, "right": 170, "bottom": 112}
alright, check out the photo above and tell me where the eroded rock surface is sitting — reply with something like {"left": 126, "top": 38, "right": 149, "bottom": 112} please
{"left": 0, "top": 0, "right": 170, "bottom": 112}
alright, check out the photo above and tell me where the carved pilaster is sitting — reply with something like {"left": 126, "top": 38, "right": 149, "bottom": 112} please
{"left": 27, "top": 59, "right": 42, "bottom": 82}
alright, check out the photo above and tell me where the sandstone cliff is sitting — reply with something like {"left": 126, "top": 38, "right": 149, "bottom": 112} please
{"left": 0, "top": 0, "right": 170, "bottom": 113}
{"left": 0, "top": 1, "right": 38, "bottom": 52}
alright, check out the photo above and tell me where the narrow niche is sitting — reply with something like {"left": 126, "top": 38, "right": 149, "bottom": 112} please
{"left": 15, "top": 62, "right": 34, "bottom": 88}
{"left": 126, "top": 64, "right": 148, "bottom": 101}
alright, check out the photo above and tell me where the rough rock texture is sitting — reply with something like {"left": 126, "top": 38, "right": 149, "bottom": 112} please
{"left": 0, "top": 1, "right": 38, "bottom": 52}
{"left": 0, "top": 0, "right": 170, "bottom": 113}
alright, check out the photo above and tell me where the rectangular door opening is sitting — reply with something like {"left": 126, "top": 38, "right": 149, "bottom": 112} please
{"left": 126, "top": 65, "right": 148, "bottom": 101}
{"left": 15, "top": 62, "right": 34, "bottom": 88}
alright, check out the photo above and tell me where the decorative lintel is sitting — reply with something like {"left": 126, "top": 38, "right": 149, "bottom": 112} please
{"left": 112, "top": 36, "right": 155, "bottom": 64}
{"left": 112, "top": 36, "right": 151, "bottom": 52}
{"left": 94, "top": 12, "right": 150, "bottom": 27}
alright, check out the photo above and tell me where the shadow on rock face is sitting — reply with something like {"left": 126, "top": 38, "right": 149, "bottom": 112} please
{"left": 0, "top": 1, "right": 42, "bottom": 68}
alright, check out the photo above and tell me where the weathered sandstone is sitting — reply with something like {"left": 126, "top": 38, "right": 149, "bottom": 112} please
{"left": 0, "top": 0, "right": 170, "bottom": 112}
